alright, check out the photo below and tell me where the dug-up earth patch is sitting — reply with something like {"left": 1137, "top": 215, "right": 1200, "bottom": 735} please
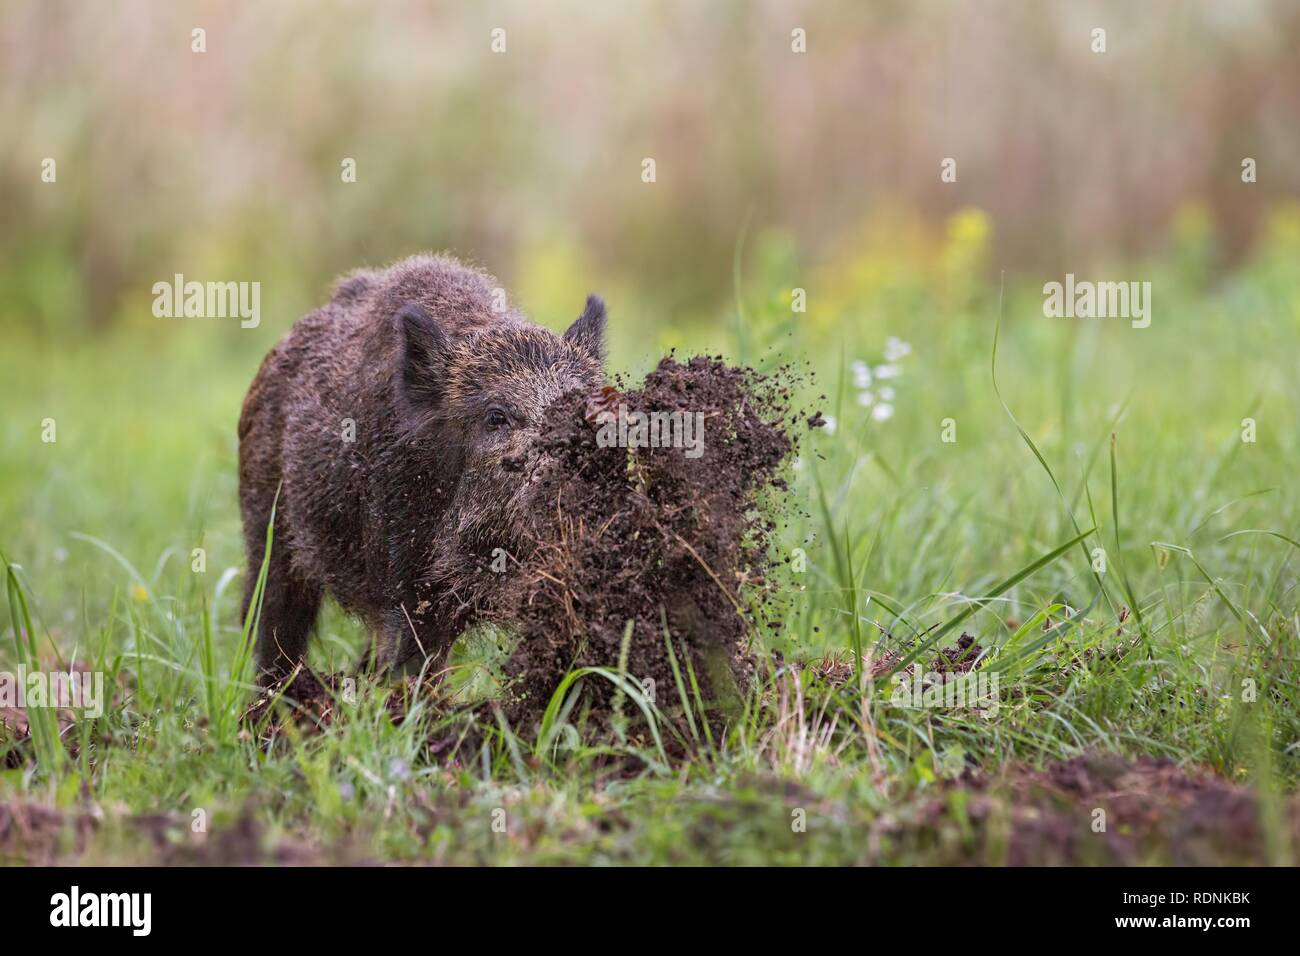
{"left": 1, "top": 753, "right": 1295, "bottom": 865}
{"left": 885, "top": 753, "right": 1297, "bottom": 866}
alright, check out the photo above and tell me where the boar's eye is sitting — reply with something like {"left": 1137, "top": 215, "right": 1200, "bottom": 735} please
{"left": 484, "top": 408, "right": 511, "bottom": 432}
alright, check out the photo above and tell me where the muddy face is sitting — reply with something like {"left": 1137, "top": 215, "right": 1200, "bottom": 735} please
{"left": 392, "top": 294, "right": 608, "bottom": 591}
{"left": 435, "top": 327, "right": 604, "bottom": 557}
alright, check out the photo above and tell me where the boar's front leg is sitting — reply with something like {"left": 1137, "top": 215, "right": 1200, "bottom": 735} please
{"left": 366, "top": 595, "right": 469, "bottom": 678}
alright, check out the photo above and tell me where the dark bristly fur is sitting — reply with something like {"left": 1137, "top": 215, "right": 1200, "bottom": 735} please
{"left": 238, "top": 254, "right": 606, "bottom": 683}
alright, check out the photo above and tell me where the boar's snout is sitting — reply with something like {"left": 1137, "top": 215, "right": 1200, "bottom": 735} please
{"left": 498, "top": 424, "right": 557, "bottom": 491}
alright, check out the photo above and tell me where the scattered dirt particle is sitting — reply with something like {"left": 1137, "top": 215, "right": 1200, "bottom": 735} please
{"left": 933, "top": 633, "right": 984, "bottom": 673}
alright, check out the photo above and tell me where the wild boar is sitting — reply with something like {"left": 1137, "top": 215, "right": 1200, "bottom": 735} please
{"left": 237, "top": 254, "right": 606, "bottom": 683}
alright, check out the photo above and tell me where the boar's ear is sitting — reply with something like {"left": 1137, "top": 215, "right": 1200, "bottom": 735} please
{"left": 563, "top": 294, "right": 606, "bottom": 363}
{"left": 395, "top": 303, "right": 448, "bottom": 408}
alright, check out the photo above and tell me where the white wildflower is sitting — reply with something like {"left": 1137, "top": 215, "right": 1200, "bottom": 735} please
{"left": 884, "top": 337, "right": 912, "bottom": 361}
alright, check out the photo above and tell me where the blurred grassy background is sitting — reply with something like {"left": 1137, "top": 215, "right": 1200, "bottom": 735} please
{"left": 2, "top": 0, "right": 1299, "bottom": 343}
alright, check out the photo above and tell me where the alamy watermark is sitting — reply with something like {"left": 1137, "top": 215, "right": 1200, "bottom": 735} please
{"left": 1043, "top": 274, "right": 1151, "bottom": 328}
{"left": 0, "top": 666, "right": 105, "bottom": 718}
{"left": 594, "top": 403, "right": 706, "bottom": 459}
{"left": 50, "top": 886, "right": 151, "bottom": 936}
{"left": 152, "top": 273, "right": 260, "bottom": 328}
{"left": 890, "top": 668, "right": 1001, "bottom": 716}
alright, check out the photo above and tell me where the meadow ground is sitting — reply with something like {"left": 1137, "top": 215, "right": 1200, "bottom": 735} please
{"left": 3, "top": 213, "right": 1300, "bottom": 865}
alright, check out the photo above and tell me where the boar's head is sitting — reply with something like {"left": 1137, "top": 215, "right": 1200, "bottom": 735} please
{"left": 393, "top": 294, "right": 607, "bottom": 569}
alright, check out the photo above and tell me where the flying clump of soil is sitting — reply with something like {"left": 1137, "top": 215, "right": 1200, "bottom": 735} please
{"left": 494, "top": 355, "right": 806, "bottom": 724}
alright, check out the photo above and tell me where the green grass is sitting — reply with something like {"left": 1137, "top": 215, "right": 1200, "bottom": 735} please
{"left": 2, "top": 225, "right": 1299, "bottom": 865}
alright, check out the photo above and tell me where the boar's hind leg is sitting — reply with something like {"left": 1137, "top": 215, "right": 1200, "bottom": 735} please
{"left": 242, "top": 524, "right": 322, "bottom": 684}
